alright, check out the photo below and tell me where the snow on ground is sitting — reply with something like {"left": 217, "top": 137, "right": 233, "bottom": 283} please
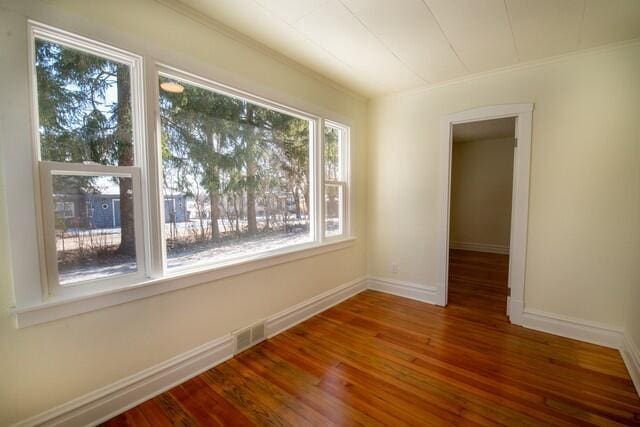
{"left": 167, "top": 231, "right": 312, "bottom": 270}
{"left": 56, "top": 218, "right": 310, "bottom": 250}
{"left": 58, "top": 231, "right": 311, "bottom": 284}
{"left": 60, "top": 261, "right": 137, "bottom": 285}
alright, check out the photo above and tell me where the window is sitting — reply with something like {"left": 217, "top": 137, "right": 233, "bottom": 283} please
{"left": 16, "top": 22, "right": 352, "bottom": 322}
{"left": 55, "top": 201, "right": 75, "bottom": 219}
{"left": 32, "top": 24, "right": 145, "bottom": 295}
{"left": 324, "top": 123, "right": 349, "bottom": 238}
{"left": 85, "top": 201, "right": 95, "bottom": 218}
{"left": 158, "top": 74, "right": 314, "bottom": 271}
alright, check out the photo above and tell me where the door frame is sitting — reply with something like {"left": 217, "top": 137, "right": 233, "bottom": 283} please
{"left": 437, "top": 103, "right": 533, "bottom": 324}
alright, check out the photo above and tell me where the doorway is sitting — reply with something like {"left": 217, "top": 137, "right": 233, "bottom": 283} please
{"left": 448, "top": 118, "right": 515, "bottom": 318}
{"left": 437, "top": 104, "right": 533, "bottom": 324}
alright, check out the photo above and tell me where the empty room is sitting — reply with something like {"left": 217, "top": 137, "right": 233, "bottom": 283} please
{"left": 0, "top": 1, "right": 639, "bottom": 426}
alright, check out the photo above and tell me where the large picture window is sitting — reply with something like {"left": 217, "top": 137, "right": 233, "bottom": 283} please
{"left": 17, "top": 22, "right": 352, "bottom": 323}
{"left": 158, "top": 74, "right": 314, "bottom": 271}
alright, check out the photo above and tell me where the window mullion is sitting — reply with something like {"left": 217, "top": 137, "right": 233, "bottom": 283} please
{"left": 317, "top": 118, "right": 325, "bottom": 243}
{"left": 145, "top": 61, "right": 165, "bottom": 278}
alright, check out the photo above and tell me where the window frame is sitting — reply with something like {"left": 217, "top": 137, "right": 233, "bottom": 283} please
{"left": 85, "top": 201, "right": 95, "bottom": 218}
{"left": 55, "top": 201, "right": 75, "bottom": 219}
{"left": 39, "top": 162, "right": 146, "bottom": 297}
{"left": 323, "top": 121, "right": 350, "bottom": 241}
{"left": 154, "top": 65, "right": 324, "bottom": 276}
{"left": 28, "top": 22, "right": 149, "bottom": 298}
{"left": 9, "top": 21, "right": 354, "bottom": 326}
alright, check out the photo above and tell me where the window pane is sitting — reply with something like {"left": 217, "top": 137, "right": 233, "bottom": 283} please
{"left": 51, "top": 174, "right": 137, "bottom": 285}
{"left": 159, "top": 76, "right": 312, "bottom": 270}
{"left": 325, "top": 184, "right": 343, "bottom": 237}
{"left": 35, "top": 39, "right": 134, "bottom": 166}
{"left": 324, "top": 125, "right": 341, "bottom": 181}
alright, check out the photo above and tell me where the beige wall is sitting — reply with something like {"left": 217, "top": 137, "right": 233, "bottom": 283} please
{"left": 0, "top": 1, "right": 367, "bottom": 424}
{"left": 368, "top": 42, "right": 640, "bottom": 328}
{"left": 2, "top": 1, "right": 640, "bottom": 425}
{"left": 450, "top": 137, "right": 514, "bottom": 249}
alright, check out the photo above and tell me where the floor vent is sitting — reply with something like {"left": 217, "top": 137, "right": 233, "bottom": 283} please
{"left": 234, "top": 322, "right": 266, "bottom": 354}
{"left": 252, "top": 323, "right": 265, "bottom": 342}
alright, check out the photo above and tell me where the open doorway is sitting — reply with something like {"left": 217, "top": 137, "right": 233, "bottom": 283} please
{"left": 448, "top": 118, "right": 515, "bottom": 318}
{"left": 437, "top": 104, "right": 533, "bottom": 325}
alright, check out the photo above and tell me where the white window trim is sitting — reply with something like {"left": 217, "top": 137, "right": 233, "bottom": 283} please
{"left": 324, "top": 182, "right": 346, "bottom": 238}
{"left": 6, "top": 22, "right": 355, "bottom": 327}
{"left": 155, "top": 65, "right": 330, "bottom": 276}
{"left": 28, "top": 21, "right": 148, "bottom": 300}
{"left": 323, "top": 121, "right": 350, "bottom": 242}
{"left": 10, "top": 238, "right": 356, "bottom": 327}
{"left": 40, "top": 162, "right": 146, "bottom": 298}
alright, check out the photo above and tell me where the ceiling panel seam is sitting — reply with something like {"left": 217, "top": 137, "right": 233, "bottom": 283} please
{"left": 420, "top": 0, "right": 470, "bottom": 73}
{"left": 503, "top": 0, "right": 520, "bottom": 62}
{"left": 250, "top": 0, "right": 364, "bottom": 87}
{"left": 376, "top": 36, "right": 640, "bottom": 101}
{"left": 577, "top": 0, "right": 587, "bottom": 49}
{"left": 337, "top": 0, "right": 429, "bottom": 84}
{"left": 287, "top": 0, "right": 333, "bottom": 25}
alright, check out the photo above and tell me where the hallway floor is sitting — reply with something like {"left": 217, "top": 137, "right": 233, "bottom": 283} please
{"left": 448, "top": 248, "right": 509, "bottom": 319}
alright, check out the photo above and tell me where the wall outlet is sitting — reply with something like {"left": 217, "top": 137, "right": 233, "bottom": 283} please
{"left": 391, "top": 262, "right": 398, "bottom": 274}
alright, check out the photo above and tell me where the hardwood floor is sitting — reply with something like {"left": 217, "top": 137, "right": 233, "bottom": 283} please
{"left": 104, "top": 250, "right": 640, "bottom": 426}
{"left": 448, "top": 249, "right": 510, "bottom": 318}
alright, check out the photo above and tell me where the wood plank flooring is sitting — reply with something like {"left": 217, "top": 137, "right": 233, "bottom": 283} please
{"left": 104, "top": 250, "right": 640, "bottom": 426}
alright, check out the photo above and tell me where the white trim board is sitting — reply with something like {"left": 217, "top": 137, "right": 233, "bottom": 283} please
{"left": 450, "top": 241, "right": 509, "bottom": 255}
{"left": 621, "top": 334, "right": 640, "bottom": 397}
{"left": 13, "top": 335, "right": 234, "bottom": 427}
{"left": 438, "top": 103, "right": 533, "bottom": 325}
{"left": 368, "top": 277, "right": 439, "bottom": 305}
{"left": 12, "top": 238, "right": 356, "bottom": 328}
{"left": 266, "top": 276, "right": 368, "bottom": 338}
{"left": 520, "top": 308, "right": 624, "bottom": 349}
{"left": 10, "top": 275, "right": 637, "bottom": 426}
{"left": 11, "top": 276, "right": 367, "bottom": 427}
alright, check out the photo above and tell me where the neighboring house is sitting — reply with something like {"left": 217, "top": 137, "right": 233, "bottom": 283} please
{"left": 55, "top": 193, "right": 188, "bottom": 229}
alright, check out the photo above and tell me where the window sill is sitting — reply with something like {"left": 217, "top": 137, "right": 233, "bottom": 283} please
{"left": 10, "top": 237, "right": 357, "bottom": 327}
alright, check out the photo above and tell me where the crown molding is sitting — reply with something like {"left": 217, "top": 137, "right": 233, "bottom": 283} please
{"left": 375, "top": 37, "right": 640, "bottom": 101}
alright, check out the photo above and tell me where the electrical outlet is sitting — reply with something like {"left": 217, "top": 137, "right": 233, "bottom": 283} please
{"left": 391, "top": 262, "right": 398, "bottom": 274}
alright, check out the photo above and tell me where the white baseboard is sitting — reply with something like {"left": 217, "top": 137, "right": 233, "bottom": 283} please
{"left": 14, "top": 335, "right": 234, "bottom": 427}
{"left": 450, "top": 241, "right": 509, "bottom": 255}
{"left": 520, "top": 308, "right": 624, "bottom": 349}
{"left": 620, "top": 333, "right": 640, "bottom": 397}
{"left": 12, "top": 274, "right": 636, "bottom": 426}
{"left": 12, "top": 276, "right": 367, "bottom": 427}
{"left": 367, "top": 277, "right": 439, "bottom": 305}
{"left": 266, "top": 276, "right": 367, "bottom": 338}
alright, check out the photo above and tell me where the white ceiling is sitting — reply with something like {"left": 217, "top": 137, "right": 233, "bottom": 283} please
{"left": 171, "top": 0, "right": 640, "bottom": 97}
{"left": 452, "top": 117, "right": 516, "bottom": 143}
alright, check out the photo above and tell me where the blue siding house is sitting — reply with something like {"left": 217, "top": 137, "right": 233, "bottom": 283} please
{"left": 55, "top": 193, "right": 187, "bottom": 229}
